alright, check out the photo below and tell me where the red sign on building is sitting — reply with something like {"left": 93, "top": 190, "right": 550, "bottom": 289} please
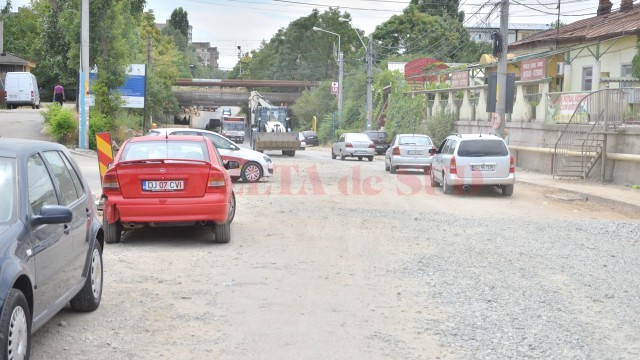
{"left": 451, "top": 71, "right": 469, "bottom": 88}
{"left": 521, "top": 58, "right": 546, "bottom": 81}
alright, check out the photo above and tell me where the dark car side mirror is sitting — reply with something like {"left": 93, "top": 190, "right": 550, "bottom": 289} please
{"left": 34, "top": 205, "right": 73, "bottom": 225}
{"left": 224, "top": 160, "right": 240, "bottom": 170}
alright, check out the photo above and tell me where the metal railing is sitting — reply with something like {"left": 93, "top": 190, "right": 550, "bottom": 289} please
{"left": 553, "top": 88, "right": 636, "bottom": 180}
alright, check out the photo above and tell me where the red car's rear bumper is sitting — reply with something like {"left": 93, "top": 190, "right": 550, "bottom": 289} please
{"left": 103, "top": 194, "right": 230, "bottom": 225}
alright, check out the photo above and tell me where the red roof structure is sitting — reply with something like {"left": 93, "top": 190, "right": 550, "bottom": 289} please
{"left": 404, "top": 58, "right": 449, "bottom": 83}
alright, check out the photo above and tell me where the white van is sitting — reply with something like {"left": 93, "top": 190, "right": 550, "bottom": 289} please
{"left": 4, "top": 72, "right": 40, "bottom": 109}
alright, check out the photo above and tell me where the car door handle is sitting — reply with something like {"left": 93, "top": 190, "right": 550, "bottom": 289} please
{"left": 64, "top": 224, "right": 71, "bottom": 235}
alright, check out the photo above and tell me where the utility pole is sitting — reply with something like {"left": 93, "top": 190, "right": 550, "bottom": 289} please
{"left": 365, "top": 34, "right": 373, "bottom": 131}
{"left": 338, "top": 49, "right": 344, "bottom": 126}
{"left": 143, "top": 35, "right": 151, "bottom": 134}
{"left": 496, "top": 0, "right": 509, "bottom": 139}
{"left": 79, "top": 0, "right": 89, "bottom": 149}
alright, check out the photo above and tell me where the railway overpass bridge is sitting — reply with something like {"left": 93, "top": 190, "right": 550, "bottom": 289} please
{"left": 173, "top": 79, "right": 320, "bottom": 107}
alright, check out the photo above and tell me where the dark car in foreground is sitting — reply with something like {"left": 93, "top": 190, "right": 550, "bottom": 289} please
{"left": 364, "top": 130, "right": 389, "bottom": 155}
{"left": 302, "top": 131, "right": 319, "bottom": 146}
{"left": 0, "top": 139, "right": 104, "bottom": 359}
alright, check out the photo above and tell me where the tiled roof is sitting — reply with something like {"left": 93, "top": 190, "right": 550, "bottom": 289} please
{"left": 0, "top": 53, "right": 30, "bottom": 65}
{"left": 510, "top": 4, "right": 640, "bottom": 49}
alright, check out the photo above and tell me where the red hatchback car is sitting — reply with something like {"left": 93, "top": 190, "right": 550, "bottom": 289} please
{"left": 101, "top": 135, "right": 238, "bottom": 244}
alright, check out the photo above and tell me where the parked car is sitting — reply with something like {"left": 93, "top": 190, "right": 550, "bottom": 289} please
{"left": 298, "top": 132, "right": 306, "bottom": 150}
{"left": 302, "top": 130, "right": 319, "bottom": 146}
{"left": 364, "top": 130, "right": 390, "bottom": 155}
{"left": 331, "top": 132, "right": 375, "bottom": 161}
{"left": 4, "top": 72, "right": 40, "bottom": 109}
{"left": 0, "top": 138, "right": 104, "bottom": 358}
{"left": 148, "top": 127, "right": 273, "bottom": 183}
{"left": 430, "top": 133, "right": 515, "bottom": 196}
{"left": 102, "top": 135, "right": 239, "bottom": 244}
{"left": 385, "top": 134, "right": 436, "bottom": 174}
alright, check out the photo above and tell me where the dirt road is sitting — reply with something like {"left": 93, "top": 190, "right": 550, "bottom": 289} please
{"left": 31, "top": 146, "right": 640, "bottom": 359}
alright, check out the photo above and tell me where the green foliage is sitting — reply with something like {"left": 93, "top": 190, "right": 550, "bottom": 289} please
{"left": 2, "top": 6, "right": 40, "bottom": 62}
{"left": 426, "top": 107, "right": 456, "bottom": 146}
{"left": 291, "top": 81, "right": 337, "bottom": 131}
{"left": 633, "top": 36, "right": 640, "bottom": 78}
{"left": 45, "top": 104, "right": 77, "bottom": 144}
{"left": 88, "top": 111, "right": 112, "bottom": 150}
{"left": 168, "top": 7, "right": 190, "bottom": 40}
{"left": 410, "top": 0, "right": 464, "bottom": 22}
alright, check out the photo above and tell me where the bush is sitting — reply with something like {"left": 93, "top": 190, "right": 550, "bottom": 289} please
{"left": 88, "top": 112, "right": 112, "bottom": 150}
{"left": 45, "top": 104, "right": 77, "bottom": 144}
{"left": 427, "top": 107, "right": 456, "bottom": 146}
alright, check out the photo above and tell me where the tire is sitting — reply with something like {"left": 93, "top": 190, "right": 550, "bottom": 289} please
{"left": 385, "top": 161, "right": 390, "bottom": 171}
{"left": 331, "top": 148, "right": 336, "bottom": 159}
{"left": 430, "top": 169, "right": 440, "bottom": 187}
{"left": 443, "top": 173, "right": 454, "bottom": 194}
{"left": 282, "top": 150, "right": 287, "bottom": 156}
{"left": 424, "top": 167, "right": 430, "bottom": 174}
{"left": 241, "top": 161, "right": 262, "bottom": 183}
{"left": 228, "top": 192, "right": 236, "bottom": 224}
{"left": 214, "top": 222, "right": 231, "bottom": 243}
{"left": 289, "top": 150, "right": 296, "bottom": 157}
{"left": 0, "top": 289, "right": 31, "bottom": 360}
{"left": 104, "top": 213, "right": 122, "bottom": 244}
{"left": 368, "top": 156, "right": 374, "bottom": 162}
{"left": 390, "top": 163, "right": 397, "bottom": 174}
{"left": 70, "top": 241, "right": 103, "bottom": 312}
{"left": 340, "top": 151, "right": 345, "bottom": 160}
{"left": 502, "top": 184, "right": 514, "bottom": 196}
{"left": 358, "top": 156, "right": 363, "bottom": 161}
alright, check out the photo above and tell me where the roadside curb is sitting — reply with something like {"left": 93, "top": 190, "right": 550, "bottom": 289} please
{"left": 69, "top": 148, "right": 97, "bottom": 158}
{"left": 517, "top": 179, "right": 640, "bottom": 214}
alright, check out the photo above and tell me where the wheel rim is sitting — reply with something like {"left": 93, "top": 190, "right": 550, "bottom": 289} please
{"left": 90, "top": 248, "right": 102, "bottom": 300}
{"left": 8, "top": 306, "right": 28, "bottom": 360}
{"left": 243, "top": 164, "right": 261, "bottom": 182}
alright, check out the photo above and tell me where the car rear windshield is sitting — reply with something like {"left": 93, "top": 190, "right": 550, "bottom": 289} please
{"left": 347, "top": 133, "right": 371, "bottom": 142}
{"left": 366, "top": 132, "right": 387, "bottom": 139}
{"left": 457, "top": 139, "right": 508, "bottom": 157}
{"left": 121, "top": 141, "right": 210, "bottom": 161}
{"left": 399, "top": 136, "right": 432, "bottom": 146}
{"left": 303, "top": 131, "right": 317, "bottom": 137}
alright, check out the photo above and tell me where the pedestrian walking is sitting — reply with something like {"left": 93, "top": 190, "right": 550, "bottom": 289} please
{"left": 53, "top": 82, "right": 65, "bottom": 106}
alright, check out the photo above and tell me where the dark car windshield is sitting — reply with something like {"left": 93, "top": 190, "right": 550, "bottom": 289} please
{"left": 457, "top": 139, "right": 509, "bottom": 157}
{"left": 366, "top": 132, "right": 387, "bottom": 140}
{"left": 0, "top": 157, "right": 17, "bottom": 224}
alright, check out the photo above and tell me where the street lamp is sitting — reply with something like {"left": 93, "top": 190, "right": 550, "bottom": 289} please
{"left": 339, "top": 18, "right": 373, "bottom": 131}
{"left": 313, "top": 26, "right": 343, "bottom": 126}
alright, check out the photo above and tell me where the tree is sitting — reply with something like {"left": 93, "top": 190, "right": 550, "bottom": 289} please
{"left": 168, "top": 7, "right": 189, "bottom": 40}
{"left": 1, "top": 0, "right": 11, "bottom": 14}
{"left": 2, "top": 6, "right": 40, "bottom": 62}
{"left": 410, "top": 0, "right": 464, "bottom": 23}
{"left": 373, "top": 70, "right": 426, "bottom": 138}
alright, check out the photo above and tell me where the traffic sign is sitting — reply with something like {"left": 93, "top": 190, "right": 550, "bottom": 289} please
{"left": 331, "top": 82, "right": 338, "bottom": 95}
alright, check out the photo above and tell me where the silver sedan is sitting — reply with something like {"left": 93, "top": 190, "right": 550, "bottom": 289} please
{"left": 331, "top": 133, "right": 375, "bottom": 161}
{"left": 385, "top": 134, "right": 435, "bottom": 174}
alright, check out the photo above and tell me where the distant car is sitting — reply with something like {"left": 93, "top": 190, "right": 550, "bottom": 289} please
{"left": 0, "top": 138, "right": 104, "bottom": 358}
{"left": 302, "top": 130, "right": 319, "bottom": 146}
{"left": 222, "top": 108, "right": 232, "bottom": 117}
{"left": 331, "top": 132, "right": 375, "bottom": 161}
{"left": 298, "top": 132, "right": 306, "bottom": 150}
{"left": 364, "top": 130, "right": 389, "bottom": 155}
{"left": 385, "top": 134, "right": 436, "bottom": 174}
{"left": 148, "top": 127, "right": 273, "bottom": 183}
{"left": 430, "top": 133, "right": 515, "bottom": 196}
{"left": 102, "top": 135, "right": 239, "bottom": 244}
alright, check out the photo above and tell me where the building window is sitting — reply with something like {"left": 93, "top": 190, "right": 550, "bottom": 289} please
{"left": 582, "top": 66, "right": 593, "bottom": 91}
{"left": 621, "top": 64, "right": 633, "bottom": 78}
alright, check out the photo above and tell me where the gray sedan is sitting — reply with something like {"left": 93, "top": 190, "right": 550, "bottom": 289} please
{"left": 331, "top": 133, "right": 375, "bottom": 161}
{"left": 385, "top": 134, "right": 435, "bottom": 174}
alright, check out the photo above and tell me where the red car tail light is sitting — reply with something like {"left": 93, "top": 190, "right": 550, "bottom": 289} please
{"left": 345, "top": 143, "right": 353, "bottom": 148}
{"left": 207, "top": 169, "right": 226, "bottom": 192}
{"left": 450, "top": 156, "right": 457, "bottom": 176}
{"left": 509, "top": 156, "right": 515, "bottom": 173}
{"left": 392, "top": 146, "right": 400, "bottom": 156}
{"left": 368, "top": 143, "right": 375, "bottom": 149}
{"left": 102, "top": 171, "right": 121, "bottom": 194}
{"left": 430, "top": 146, "right": 436, "bottom": 156}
